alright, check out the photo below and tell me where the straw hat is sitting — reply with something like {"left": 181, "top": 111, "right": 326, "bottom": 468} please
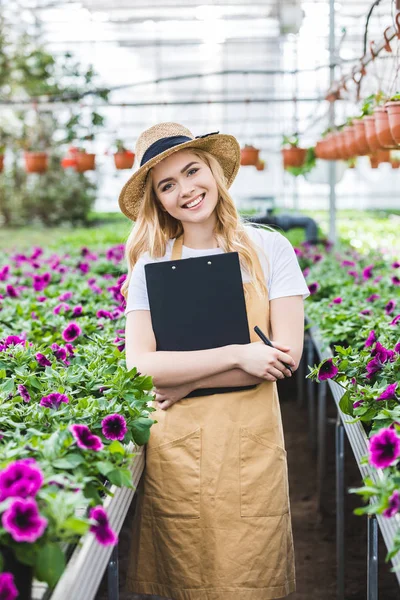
{"left": 118, "top": 122, "right": 241, "bottom": 221}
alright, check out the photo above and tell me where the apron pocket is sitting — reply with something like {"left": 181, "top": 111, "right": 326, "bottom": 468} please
{"left": 240, "top": 427, "right": 289, "bottom": 517}
{"left": 145, "top": 428, "right": 201, "bottom": 519}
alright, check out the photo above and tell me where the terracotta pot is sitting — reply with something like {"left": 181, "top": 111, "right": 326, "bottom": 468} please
{"left": 0, "top": 545, "right": 33, "bottom": 600}
{"left": 353, "top": 120, "right": 370, "bottom": 155}
{"left": 363, "top": 116, "right": 382, "bottom": 153}
{"left": 373, "top": 107, "right": 397, "bottom": 148}
{"left": 240, "top": 146, "right": 260, "bottom": 166}
{"left": 386, "top": 101, "right": 400, "bottom": 145}
{"left": 343, "top": 126, "right": 358, "bottom": 158}
{"left": 255, "top": 159, "right": 265, "bottom": 171}
{"left": 369, "top": 149, "right": 391, "bottom": 168}
{"left": 114, "top": 151, "right": 135, "bottom": 170}
{"left": 391, "top": 159, "right": 400, "bottom": 169}
{"left": 282, "top": 147, "right": 307, "bottom": 168}
{"left": 24, "top": 152, "right": 48, "bottom": 174}
{"left": 332, "top": 132, "right": 345, "bottom": 160}
{"left": 75, "top": 152, "right": 96, "bottom": 172}
{"left": 61, "top": 156, "right": 77, "bottom": 169}
{"left": 0, "top": 154, "right": 4, "bottom": 173}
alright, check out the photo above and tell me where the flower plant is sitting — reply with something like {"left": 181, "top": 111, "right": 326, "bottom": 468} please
{"left": 0, "top": 242, "right": 156, "bottom": 590}
{"left": 298, "top": 238, "right": 400, "bottom": 565}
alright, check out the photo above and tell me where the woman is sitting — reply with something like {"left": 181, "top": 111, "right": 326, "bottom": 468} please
{"left": 119, "top": 122, "right": 309, "bottom": 600}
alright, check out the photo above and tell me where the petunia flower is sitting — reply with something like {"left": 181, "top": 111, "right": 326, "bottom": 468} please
{"left": 377, "top": 383, "right": 398, "bottom": 401}
{"left": 333, "top": 297, "right": 342, "bottom": 304}
{"left": 36, "top": 353, "right": 52, "bottom": 367}
{"left": 366, "top": 294, "right": 380, "bottom": 302}
{"left": 366, "top": 357, "right": 383, "bottom": 379}
{"left": 348, "top": 270, "right": 358, "bottom": 278}
{"left": 385, "top": 300, "right": 396, "bottom": 315}
{"left": 362, "top": 264, "right": 374, "bottom": 280}
{"left": 371, "top": 342, "right": 395, "bottom": 363}
{"left": 89, "top": 506, "right": 117, "bottom": 546}
{"left": 70, "top": 424, "right": 103, "bottom": 451}
{"left": 58, "top": 291, "right": 73, "bottom": 301}
{"left": 0, "top": 335, "right": 25, "bottom": 351}
{"left": 369, "top": 427, "right": 400, "bottom": 469}
{"left": 0, "top": 265, "right": 10, "bottom": 281}
{"left": 308, "top": 282, "right": 319, "bottom": 295}
{"left": 65, "top": 343, "right": 75, "bottom": 356}
{"left": 62, "top": 322, "right": 82, "bottom": 343}
{"left": 364, "top": 330, "right": 377, "bottom": 348}
{"left": 40, "top": 393, "right": 69, "bottom": 409}
{"left": 360, "top": 309, "right": 372, "bottom": 316}
{"left": 53, "top": 302, "right": 71, "bottom": 315}
{"left": 0, "top": 572, "right": 18, "bottom": 600}
{"left": 390, "top": 315, "right": 400, "bottom": 326}
{"left": 0, "top": 459, "right": 44, "bottom": 501}
{"left": 341, "top": 260, "right": 355, "bottom": 267}
{"left": 395, "top": 342, "right": 400, "bottom": 353}
{"left": 392, "top": 276, "right": 400, "bottom": 286}
{"left": 2, "top": 497, "right": 47, "bottom": 542}
{"left": 72, "top": 305, "right": 83, "bottom": 317}
{"left": 101, "top": 414, "right": 128, "bottom": 441}
{"left": 318, "top": 359, "right": 338, "bottom": 381}
{"left": 17, "top": 384, "right": 31, "bottom": 403}
{"left": 392, "top": 262, "right": 400, "bottom": 269}
{"left": 51, "top": 343, "right": 68, "bottom": 362}
{"left": 383, "top": 490, "right": 400, "bottom": 518}
{"left": 96, "top": 309, "right": 113, "bottom": 319}
{"left": 353, "top": 399, "right": 363, "bottom": 409}
{"left": 6, "top": 285, "right": 19, "bottom": 298}
{"left": 77, "top": 262, "right": 90, "bottom": 274}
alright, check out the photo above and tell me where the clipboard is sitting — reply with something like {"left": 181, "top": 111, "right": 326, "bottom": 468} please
{"left": 145, "top": 251, "right": 256, "bottom": 397}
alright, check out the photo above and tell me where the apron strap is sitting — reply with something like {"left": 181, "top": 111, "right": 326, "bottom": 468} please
{"left": 171, "top": 235, "right": 184, "bottom": 260}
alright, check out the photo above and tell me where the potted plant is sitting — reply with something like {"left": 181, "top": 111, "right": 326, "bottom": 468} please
{"left": 369, "top": 149, "right": 391, "bottom": 168}
{"left": 24, "top": 149, "right": 49, "bottom": 174}
{"left": 240, "top": 144, "right": 260, "bottom": 166}
{"left": 285, "top": 147, "right": 316, "bottom": 177}
{"left": 255, "top": 158, "right": 265, "bottom": 171}
{"left": 385, "top": 93, "right": 400, "bottom": 145}
{"left": 74, "top": 147, "right": 96, "bottom": 172}
{"left": 281, "top": 135, "right": 308, "bottom": 168}
{"left": 373, "top": 106, "right": 397, "bottom": 148}
{"left": 113, "top": 140, "right": 135, "bottom": 170}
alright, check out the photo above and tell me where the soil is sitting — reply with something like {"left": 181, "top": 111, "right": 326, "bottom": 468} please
{"left": 96, "top": 373, "right": 400, "bottom": 600}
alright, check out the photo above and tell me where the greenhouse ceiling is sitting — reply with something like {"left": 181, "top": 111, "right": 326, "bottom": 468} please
{"left": 1, "top": 0, "right": 398, "bottom": 150}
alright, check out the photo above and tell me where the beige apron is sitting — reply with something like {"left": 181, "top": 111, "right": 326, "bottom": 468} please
{"left": 126, "top": 236, "right": 296, "bottom": 600}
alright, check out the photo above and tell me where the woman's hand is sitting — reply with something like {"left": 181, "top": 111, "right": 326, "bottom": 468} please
{"left": 154, "top": 381, "right": 195, "bottom": 410}
{"left": 238, "top": 341, "right": 295, "bottom": 381}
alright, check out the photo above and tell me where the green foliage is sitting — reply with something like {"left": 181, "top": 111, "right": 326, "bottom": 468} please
{"left": 282, "top": 134, "right": 299, "bottom": 148}
{"left": 285, "top": 147, "right": 316, "bottom": 177}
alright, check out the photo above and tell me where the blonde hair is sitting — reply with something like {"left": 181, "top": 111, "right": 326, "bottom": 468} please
{"left": 121, "top": 148, "right": 268, "bottom": 300}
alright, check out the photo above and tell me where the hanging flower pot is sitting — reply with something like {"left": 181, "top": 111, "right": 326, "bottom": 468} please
{"left": 114, "top": 151, "right": 135, "bottom": 170}
{"left": 369, "top": 149, "right": 391, "bottom": 168}
{"left": 24, "top": 152, "right": 48, "bottom": 174}
{"left": 60, "top": 155, "right": 77, "bottom": 169}
{"left": 353, "top": 120, "right": 370, "bottom": 155}
{"left": 0, "top": 545, "right": 34, "bottom": 600}
{"left": 240, "top": 145, "right": 260, "bottom": 166}
{"left": 332, "top": 132, "right": 346, "bottom": 160}
{"left": 385, "top": 100, "right": 400, "bottom": 145}
{"left": 391, "top": 159, "right": 400, "bottom": 169}
{"left": 363, "top": 115, "right": 382, "bottom": 153}
{"left": 75, "top": 151, "right": 96, "bottom": 172}
{"left": 255, "top": 159, "right": 265, "bottom": 171}
{"left": 343, "top": 125, "right": 358, "bottom": 158}
{"left": 336, "top": 131, "right": 352, "bottom": 160}
{"left": 373, "top": 107, "right": 397, "bottom": 148}
{"left": 0, "top": 154, "right": 4, "bottom": 173}
{"left": 282, "top": 146, "right": 307, "bottom": 168}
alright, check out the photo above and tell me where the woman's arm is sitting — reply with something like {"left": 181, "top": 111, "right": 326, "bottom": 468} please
{"left": 269, "top": 295, "right": 305, "bottom": 370}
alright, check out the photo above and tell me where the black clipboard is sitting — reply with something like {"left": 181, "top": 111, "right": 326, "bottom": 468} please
{"left": 145, "top": 251, "right": 256, "bottom": 397}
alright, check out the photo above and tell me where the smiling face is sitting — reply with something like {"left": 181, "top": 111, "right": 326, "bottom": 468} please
{"left": 151, "top": 149, "right": 219, "bottom": 226}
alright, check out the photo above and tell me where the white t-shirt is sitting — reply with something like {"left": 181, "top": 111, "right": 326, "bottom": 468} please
{"left": 125, "top": 225, "right": 310, "bottom": 314}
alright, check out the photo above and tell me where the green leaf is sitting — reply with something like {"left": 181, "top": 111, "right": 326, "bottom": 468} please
{"left": 61, "top": 517, "right": 89, "bottom": 536}
{"left": 15, "top": 544, "right": 37, "bottom": 566}
{"left": 131, "top": 417, "right": 154, "bottom": 446}
{"left": 95, "top": 460, "right": 115, "bottom": 477}
{"left": 52, "top": 453, "right": 85, "bottom": 469}
{"left": 339, "top": 391, "right": 354, "bottom": 416}
{"left": 34, "top": 543, "right": 66, "bottom": 588}
{"left": 106, "top": 468, "right": 133, "bottom": 488}
{"left": 108, "top": 440, "right": 125, "bottom": 455}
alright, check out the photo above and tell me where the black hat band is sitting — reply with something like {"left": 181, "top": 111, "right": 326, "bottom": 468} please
{"left": 140, "top": 131, "right": 220, "bottom": 167}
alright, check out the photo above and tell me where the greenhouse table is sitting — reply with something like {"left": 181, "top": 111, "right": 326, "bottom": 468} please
{"left": 307, "top": 324, "right": 400, "bottom": 597}
{"left": 32, "top": 446, "right": 145, "bottom": 600}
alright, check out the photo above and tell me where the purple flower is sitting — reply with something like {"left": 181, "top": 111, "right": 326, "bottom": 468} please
{"left": 2, "top": 497, "right": 47, "bottom": 542}
{"left": 369, "top": 427, "right": 400, "bottom": 469}
{"left": 89, "top": 506, "right": 117, "bottom": 546}
{"left": 371, "top": 342, "right": 395, "bottom": 363}
{"left": 65, "top": 343, "right": 75, "bottom": 356}
{"left": 366, "top": 357, "right": 383, "bottom": 379}
{"left": 333, "top": 297, "right": 342, "bottom": 304}
{"left": 70, "top": 424, "right": 103, "bottom": 451}
{"left": 32, "top": 273, "right": 51, "bottom": 292}
{"left": 0, "top": 459, "right": 44, "bottom": 501}
{"left": 36, "top": 353, "right": 52, "bottom": 367}
{"left": 0, "top": 335, "right": 25, "bottom": 351}
{"left": 353, "top": 399, "right": 363, "bottom": 409}
{"left": 308, "top": 282, "right": 319, "bottom": 295}
{"left": 53, "top": 302, "right": 71, "bottom": 315}
{"left": 30, "top": 247, "right": 43, "bottom": 260}
{"left": 392, "top": 276, "right": 400, "bottom": 286}
{"left": 51, "top": 343, "right": 67, "bottom": 362}
{"left": 40, "top": 392, "right": 69, "bottom": 409}
{"left": 6, "top": 285, "right": 19, "bottom": 298}
{"left": 318, "top": 359, "right": 338, "bottom": 381}
{"left": 58, "top": 291, "right": 73, "bottom": 301}
{"left": 313, "top": 254, "right": 323, "bottom": 263}
{"left": 302, "top": 267, "right": 310, "bottom": 277}
{"left": 377, "top": 383, "right": 398, "bottom": 401}
{"left": 62, "top": 322, "right": 82, "bottom": 343}
{"left": 0, "top": 573, "right": 18, "bottom": 600}
{"left": 77, "top": 262, "right": 90, "bottom": 274}
{"left": 365, "top": 330, "right": 377, "bottom": 348}
{"left": 392, "top": 262, "right": 400, "bottom": 269}
{"left": 362, "top": 264, "right": 374, "bottom": 280}
{"left": 341, "top": 260, "right": 355, "bottom": 267}
{"left": 390, "top": 314, "right": 400, "bottom": 326}
{"left": 348, "top": 270, "right": 358, "bottom": 278}
{"left": 385, "top": 300, "right": 396, "bottom": 315}
{"left": 360, "top": 309, "right": 372, "bottom": 316}
{"left": 101, "top": 414, "right": 128, "bottom": 441}
{"left": 0, "top": 265, "right": 10, "bottom": 281}
{"left": 383, "top": 490, "right": 400, "bottom": 518}
{"left": 96, "top": 309, "right": 113, "bottom": 320}
{"left": 17, "top": 384, "right": 31, "bottom": 403}
{"left": 72, "top": 305, "right": 83, "bottom": 317}
{"left": 114, "top": 336, "right": 125, "bottom": 352}
{"left": 395, "top": 342, "right": 400, "bottom": 353}
{"left": 367, "top": 294, "right": 380, "bottom": 302}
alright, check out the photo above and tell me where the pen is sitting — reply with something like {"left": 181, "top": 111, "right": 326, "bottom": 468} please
{"left": 254, "top": 326, "right": 293, "bottom": 375}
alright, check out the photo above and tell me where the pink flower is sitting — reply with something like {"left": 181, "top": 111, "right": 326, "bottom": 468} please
{"left": 62, "top": 322, "right": 82, "bottom": 342}
{"left": 89, "top": 506, "right": 117, "bottom": 546}
{"left": 2, "top": 498, "right": 47, "bottom": 542}
{"left": 36, "top": 353, "right": 52, "bottom": 367}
